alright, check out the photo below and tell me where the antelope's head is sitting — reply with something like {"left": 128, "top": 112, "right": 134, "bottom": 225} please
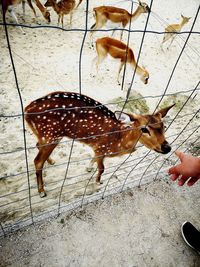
{"left": 181, "top": 14, "right": 191, "bottom": 25}
{"left": 138, "top": 1, "right": 150, "bottom": 13}
{"left": 116, "top": 104, "right": 175, "bottom": 154}
{"left": 141, "top": 67, "right": 149, "bottom": 84}
{"left": 44, "top": 9, "right": 51, "bottom": 23}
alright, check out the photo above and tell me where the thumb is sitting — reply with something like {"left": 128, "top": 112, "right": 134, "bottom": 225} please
{"left": 175, "top": 151, "right": 185, "bottom": 162}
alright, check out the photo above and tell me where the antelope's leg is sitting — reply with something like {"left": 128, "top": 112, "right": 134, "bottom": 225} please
{"left": 27, "top": 0, "right": 37, "bottom": 17}
{"left": 36, "top": 142, "right": 55, "bottom": 165}
{"left": 167, "top": 35, "right": 176, "bottom": 50}
{"left": 61, "top": 15, "right": 64, "bottom": 28}
{"left": 117, "top": 61, "right": 124, "bottom": 84}
{"left": 95, "top": 155, "right": 105, "bottom": 184}
{"left": 22, "top": 0, "right": 25, "bottom": 18}
{"left": 69, "top": 12, "right": 73, "bottom": 27}
{"left": 34, "top": 143, "right": 58, "bottom": 197}
{"left": 120, "top": 29, "right": 123, "bottom": 40}
{"left": 96, "top": 47, "right": 107, "bottom": 74}
{"left": 58, "top": 15, "right": 61, "bottom": 26}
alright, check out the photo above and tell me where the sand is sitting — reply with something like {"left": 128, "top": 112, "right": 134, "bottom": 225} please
{"left": 0, "top": 0, "right": 200, "bottom": 239}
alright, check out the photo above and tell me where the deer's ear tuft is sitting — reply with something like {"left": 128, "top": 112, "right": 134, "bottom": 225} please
{"left": 115, "top": 111, "right": 132, "bottom": 125}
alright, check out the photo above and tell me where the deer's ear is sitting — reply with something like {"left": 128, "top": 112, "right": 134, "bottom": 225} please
{"left": 115, "top": 111, "right": 139, "bottom": 125}
{"left": 155, "top": 103, "right": 175, "bottom": 118}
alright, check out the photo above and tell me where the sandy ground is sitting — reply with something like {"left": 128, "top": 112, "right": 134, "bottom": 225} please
{"left": 0, "top": 0, "right": 200, "bottom": 249}
{"left": 0, "top": 178, "right": 200, "bottom": 267}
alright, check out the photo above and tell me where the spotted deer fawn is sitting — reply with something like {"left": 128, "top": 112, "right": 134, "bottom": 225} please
{"left": 44, "top": 0, "right": 75, "bottom": 28}
{"left": 1, "top": 0, "right": 50, "bottom": 33}
{"left": 25, "top": 91, "right": 174, "bottom": 197}
{"left": 161, "top": 14, "right": 191, "bottom": 50}
{"left": 95, "top": 37, "right": 149, "bottom": 85}
{"left": 90, "top": 1, "right": 150, "bottom": 40}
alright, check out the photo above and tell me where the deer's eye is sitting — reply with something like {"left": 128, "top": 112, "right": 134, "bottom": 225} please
{"left": 141, "top": 127, "right": 150, "bottom": 135}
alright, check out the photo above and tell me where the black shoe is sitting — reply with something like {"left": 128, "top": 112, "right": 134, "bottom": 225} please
{"left": 181, "top": 221, "right": 200, "bottom": 255}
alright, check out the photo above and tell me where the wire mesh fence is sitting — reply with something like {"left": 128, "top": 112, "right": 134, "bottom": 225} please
{"left": 0, "top": 0, "right": 200, "bottom": 237}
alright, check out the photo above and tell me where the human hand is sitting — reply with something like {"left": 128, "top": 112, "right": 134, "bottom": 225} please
{"left": 168, "top": 151, "right": 200, "bottom": 186}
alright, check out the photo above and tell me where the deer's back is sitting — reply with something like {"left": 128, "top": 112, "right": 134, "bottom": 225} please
{"left": 57, "top": 0, "right": 75, "bottom": 13}
{"left": 25, "top": 92, "right": 120, "bottom": 144}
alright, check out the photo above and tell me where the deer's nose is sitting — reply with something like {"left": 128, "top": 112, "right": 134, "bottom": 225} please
{"left": 161, "top": 142, "right": 171, "bottom": 154}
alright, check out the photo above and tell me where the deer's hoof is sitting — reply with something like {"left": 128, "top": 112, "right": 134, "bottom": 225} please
{"left": 39, "top": 191, "right": 47, "bottom": 198}
{"left": 96, "top": 181, "right": 103, "bottom": 185}
{"left": 48, "top": 159, "right": 55, "bottom": 165}
{"left": 86, "top": 167, "right": 94, "bottom": 172}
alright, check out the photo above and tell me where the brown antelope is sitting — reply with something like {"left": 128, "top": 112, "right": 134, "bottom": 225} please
{"left": 44, "top": 0, "right": 75, "bottom": 28}
{"left": 95, "top": 37, "right": 149, "bottom": 85}
{"left": 1, "top": 0, "right": 50, "bottom": 33}
{"left": 161, "top": 14, "right": 191, "bottom": 50}
{"left": 25, "top": 91, "right": 174, "bottom": 197}
{"left": 90, "top": 1, "right": 150, "bottom": 40}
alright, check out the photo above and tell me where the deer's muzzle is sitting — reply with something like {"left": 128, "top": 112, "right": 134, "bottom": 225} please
{"left": 161, "top": 142, "right": 171, "bottom": 154}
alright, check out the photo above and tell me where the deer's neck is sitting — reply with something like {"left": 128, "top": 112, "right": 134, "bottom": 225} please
{"left": 131, "top": 61, "right": 145, "bottom": 78}
{"left": 131, "top": 7, "right": 142, "bottom": 22}
{"left": 117, "top": 124, "right": 141, "bottom": 154}
{"left": 180, "top": 19, "right": 187, "bottom": 29}
{"left": 35, "top": 0, "right": 46, "bottom": 13}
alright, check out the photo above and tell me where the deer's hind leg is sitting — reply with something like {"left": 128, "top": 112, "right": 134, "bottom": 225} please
{"left": 34, "top": 142, "right": 58, "bottom": 197}
{"left": 95, "top": 45, "right": 107, "bottom": 74}
{"left": 95, "top": 154, "right": 105, "bottom": 184}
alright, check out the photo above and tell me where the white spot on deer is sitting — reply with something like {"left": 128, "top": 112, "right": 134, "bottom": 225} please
{"left": 37, "top": 115, "right": 41, "bottom": 118}
{"left": 47, "top": 95, "right": 51, "bottom": 99}
{"left": 43, "top": 116, "right": 46, "bottom": 119}
{"left": 61, "top": 117, "right": 64, "bottom": 121}
{"left": 62, "top": 105, "right": 66, "bottom": 109}
{"left": 72, "top": 114, "right": 75, "bottom": 118}
{"left": 53, "top": 122, "right": 56, "bottom": 125}
{"left": 39, "top": 107, "right": 42, "bottom": 110}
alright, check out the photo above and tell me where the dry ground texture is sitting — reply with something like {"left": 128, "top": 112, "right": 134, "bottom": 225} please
{"left": 0, "top": 0, "right": 200, "bottom": 264}
{"left": 0, "top": 179, "right": 200, "bottom": 266}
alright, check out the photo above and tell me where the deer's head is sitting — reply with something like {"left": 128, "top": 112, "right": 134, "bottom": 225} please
{"left": 141, "top": 66, "right": 149, "bottom": 84}
{"left": 181, "top": 14, "right": 191, "bottom": 25}
{"left": 44, "top": 9, "right": 51, "bottom": 23}
{"left": 116, "top": 104, "right": 175, "bottom": 154}
{"left": 138, "top": 1, "right": 150, "bottom": 13}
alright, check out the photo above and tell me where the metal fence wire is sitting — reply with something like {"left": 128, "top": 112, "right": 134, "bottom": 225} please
{"left": 0, "top": 0, "right": 200, "bottom": 237}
